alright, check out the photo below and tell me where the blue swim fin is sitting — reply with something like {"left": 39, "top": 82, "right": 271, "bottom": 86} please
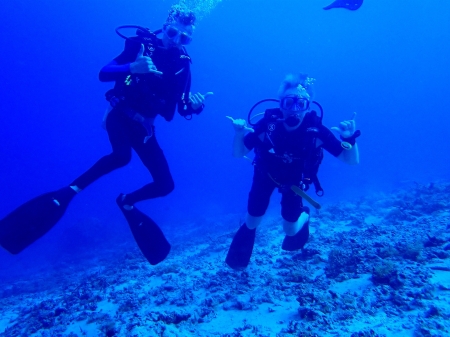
{"left": 116, "top": 195, "right": 171, "bottom": 265}
{"left": 323, "top": 0, "right": 363, "bottom": 10}
{"left": 0, "top": 186, "right": 76, "bottom": 254}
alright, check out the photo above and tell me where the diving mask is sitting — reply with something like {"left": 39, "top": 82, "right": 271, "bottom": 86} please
{"left": 280, "top": 95, "right": 310, "bottom": 112}
{"left": 164, "top": 25, "right": 193, "bottom": 45}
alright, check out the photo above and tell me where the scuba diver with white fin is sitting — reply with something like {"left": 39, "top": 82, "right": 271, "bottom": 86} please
{"left": 225, "top": 74, "right": 360, "bottom": 270}
{"left": 0, "top": 5, "right": 213, "bottom": 266}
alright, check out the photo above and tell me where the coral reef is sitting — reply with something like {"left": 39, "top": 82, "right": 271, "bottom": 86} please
{"left": 0, "top": 182, "right": 449, "bottom": 336}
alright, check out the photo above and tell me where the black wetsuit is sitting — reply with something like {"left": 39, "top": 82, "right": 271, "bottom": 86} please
{"left": 72, "top": 37, "right": 201, "bottom": 204}
{"left": 244, "top": 110, "right": 343, "bottom": 222}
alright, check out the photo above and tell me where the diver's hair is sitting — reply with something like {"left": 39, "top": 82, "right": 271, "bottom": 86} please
{"left": 165, "top": 4, "right": 196, "bottom": 26}
{"left": 278, "top": 73, "right": 315, "bottom": 99}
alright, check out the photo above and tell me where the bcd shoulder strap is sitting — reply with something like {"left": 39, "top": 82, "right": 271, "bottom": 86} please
{"left": 303, "top": 110, "right": 325, "bottom": 196}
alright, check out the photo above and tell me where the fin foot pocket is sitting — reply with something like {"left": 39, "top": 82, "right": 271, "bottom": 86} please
{"left": 116, "top": 193, "right": 134, "bottom": 210}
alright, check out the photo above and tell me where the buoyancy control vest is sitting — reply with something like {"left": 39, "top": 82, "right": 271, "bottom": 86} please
{"left": 106, "top": 26, "right": 193, "bottom": 120}
{"left": 255, "top": 108, "right": 325, "bottom": 196}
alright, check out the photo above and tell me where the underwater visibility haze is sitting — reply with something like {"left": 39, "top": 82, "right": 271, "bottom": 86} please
{"left": 0, "top": 0, "right": 449, "bottom": 336}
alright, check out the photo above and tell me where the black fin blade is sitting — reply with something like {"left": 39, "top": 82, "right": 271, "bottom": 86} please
{"left": 323, "top": 0, "right": 363, "bottom": 10}
{"left": 0, "top": 187, "right": 75, "bottom": 254}
{"left": 117, "top": 197, "right": 171, "bottom": 266}
{"left": 225, "top": 224, "right": 256, "bottom": 270}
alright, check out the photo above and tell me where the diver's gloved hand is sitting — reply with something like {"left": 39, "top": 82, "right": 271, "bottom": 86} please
{"left": 130, "top": 44, "right": 163, "bottom": 75}
{"left": 331, "top": 112, "right": 357, "bottom": 139}
{"left": 226, "top": 116, "right": 254, "bottom": 133}
{"left": 189, "top": 92, "right": 214, "bottom": 111}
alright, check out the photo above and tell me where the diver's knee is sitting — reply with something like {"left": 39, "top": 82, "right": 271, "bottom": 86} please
{"left": 245, "top": 213, "right": 263, "bottom": 229}
{"left": 283, "top": 219, "right": 299, "bottom": 236}
{"left": 283, "top": 212, "right": 309, "bottom": 236}
{"left": 159, "top": 178, "right": 174, "bottom": 196}
{"left": 110, "top": 152, "right": 131, "bottom": 168}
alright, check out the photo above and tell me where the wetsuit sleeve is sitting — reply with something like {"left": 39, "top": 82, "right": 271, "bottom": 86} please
{"left": 319, "top": 125, "right": 344, "bottom": 157}
{"left": 243, "top": 120, "right": 265, "bottom": 150}
{"left": 98, "top": 39, "right": 140, "bottom": 82}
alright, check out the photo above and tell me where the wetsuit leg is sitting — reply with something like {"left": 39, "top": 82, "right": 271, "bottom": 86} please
{"left": 280, "top": 189, "right": 303, "bottom": 222}
{"left": 281, "top": 190, "right": 310, "bottom": 251}
{"left": 247, "top": 168, "right": 277, "bottom": 217}
{"left": 124, "top": 127, "right": 175, "bottom": 205}
{"left": 71, "top": 108, "right": 132, "bottom": 189}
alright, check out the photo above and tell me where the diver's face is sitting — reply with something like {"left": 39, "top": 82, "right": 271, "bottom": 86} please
{"left": 280, "top": 88, "right": 311, "bottom": 129}
{"left": 280, "top": 89, "right": 310, "bottom": 116}
{"left": 162, "top": 21, "right": 194, "bottom": 49}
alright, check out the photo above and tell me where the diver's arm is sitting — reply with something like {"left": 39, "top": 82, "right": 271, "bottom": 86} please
{"left": 99, "top": 54, "right": 156, "bottom": 82}
{"left": 338, "top": 143, "right": 359, "bottom": 165}
{"left": 232, "top": 130, "right": 251, "bottom": 157}
{"left": 177, "top": 93, "right": 204, "bottom": 117}
{"left": 331, "top": 112, "right": 360, "bottom": 165}
{"left": 229, "top": 117, "right": 258, "bottom": 157}
{"left": 177, "top": 71, "right": 202, "bottom": 116}
{"left": 176, "top": 72, "right": 212, "bottom": 117}
{"left": 99, "top": 39, "right": 140, "bottom": 82}
{"left": 99, "top": 61, "right": 131, "bottom": 82}
{"left": 318, "top": 125, "right": 359, "bottom": 165}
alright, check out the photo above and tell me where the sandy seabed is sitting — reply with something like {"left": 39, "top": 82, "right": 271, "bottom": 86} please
{"left": 1, "top": 182, "right": 449, "bottom": 337}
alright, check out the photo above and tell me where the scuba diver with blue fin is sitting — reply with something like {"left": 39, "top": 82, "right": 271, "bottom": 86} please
{"left": 0, "top": 5, "right": 213, "bottom": 266}
{"left": 225, "top": 74, "right": 360, "bottom": 270}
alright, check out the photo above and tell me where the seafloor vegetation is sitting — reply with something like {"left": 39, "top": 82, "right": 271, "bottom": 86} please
{"left": 1, "top": 182, "right": 449, "bottom": 337}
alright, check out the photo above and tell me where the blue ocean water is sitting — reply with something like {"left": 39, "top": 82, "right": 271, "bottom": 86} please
{"left": 0, "top": 0, "right": 449, "bottom": 288}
